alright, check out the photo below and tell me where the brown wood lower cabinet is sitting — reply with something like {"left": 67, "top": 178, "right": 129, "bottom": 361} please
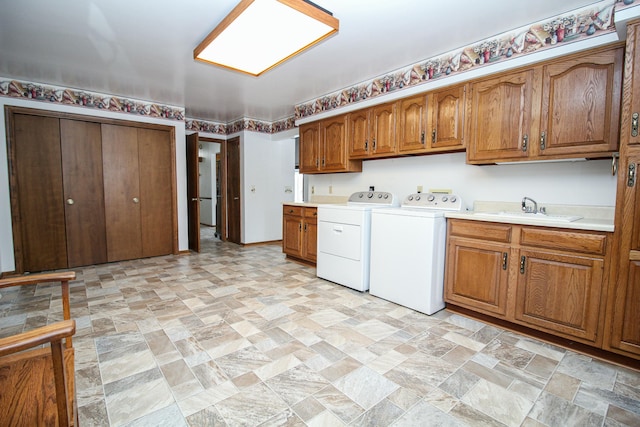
{"left": 282, "top": 205, "right": 317, "bottom": 264}
{"left": 445, "top": 219, "right": 609, "bottom": 347}
{"left": 7, "top": 108, "right": 176, "bottom": 273}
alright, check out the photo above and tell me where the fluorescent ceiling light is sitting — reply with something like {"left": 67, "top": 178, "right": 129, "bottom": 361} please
{"left": 194, "top": 0, "right": 339, "bottom": 76}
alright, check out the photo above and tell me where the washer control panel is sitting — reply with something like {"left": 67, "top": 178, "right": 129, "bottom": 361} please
{"left": 347, "top": 191, "right": 398, "bottom": 206}
{"left": 402, "top": 193, "right": 463, "bottom": 211}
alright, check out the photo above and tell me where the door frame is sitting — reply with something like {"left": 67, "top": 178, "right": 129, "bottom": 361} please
{"left": 186, "top": 134, "right": 228, "bottom": 250}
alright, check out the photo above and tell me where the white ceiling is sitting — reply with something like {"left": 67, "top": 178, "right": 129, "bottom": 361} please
{"left": 0, "top": 0, "right": 603, "bottom": 123}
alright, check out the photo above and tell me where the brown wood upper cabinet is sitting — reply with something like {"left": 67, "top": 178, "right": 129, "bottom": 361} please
{"left": 349, "top": 102, "right": 397, "bottom": 158}
{"left": 397, "top": 85, "right": 467, "bottom": 154}
{"left": 467, "top": 45, "right": 623, "bottom": 164}
{"left": 299, "top": 115, "right": 362, "bottom": 174}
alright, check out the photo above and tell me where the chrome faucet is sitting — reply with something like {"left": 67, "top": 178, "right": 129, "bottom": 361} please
{"left": 521, "top": 196, "right": 538, "bottom": 214}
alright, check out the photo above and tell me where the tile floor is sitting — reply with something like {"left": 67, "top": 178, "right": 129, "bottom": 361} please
{"left": 1, "top": 228, "right": 639, "bottom": 426}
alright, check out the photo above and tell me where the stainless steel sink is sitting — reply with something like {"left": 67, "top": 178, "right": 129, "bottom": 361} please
{"left": 474, "top": 211, "right": 583, "bottom": 222}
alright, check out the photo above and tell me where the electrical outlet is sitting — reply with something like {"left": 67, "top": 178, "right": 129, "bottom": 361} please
{"left": 311, "top": 186, "right": 315, "bottom": 194}
{"left": 250, "top": 185, "right": 256, "bottom": 193}
{"left": 329, "top": 185, "right": 333, "bottom": 194}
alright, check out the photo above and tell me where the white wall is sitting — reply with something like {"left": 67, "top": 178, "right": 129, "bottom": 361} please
{"left": 307, "top": 152, "right": 617, "bottom": 210}
{"left": 0, "top": 97, "right": 188, "bottom": 273}
{"left": 240, "top": 131, "right": 296, "bottom": 244}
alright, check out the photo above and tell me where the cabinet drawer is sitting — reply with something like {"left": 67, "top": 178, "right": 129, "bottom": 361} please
{"left": 448, "top": 219, "right": 512, "bottom": 243}
{"left": 283, "top": 205, "right": 303, "bottom": 216}
{"left": 520, "top": 227, "right": 607, "bottom": 255}
{"left": 304, "top": 208, "right": 318, "bottom": 219}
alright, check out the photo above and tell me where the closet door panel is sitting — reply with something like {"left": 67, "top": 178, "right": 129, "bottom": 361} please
{"left": 12, "top": 114, "right": 67, "bottom": 271}
{"left": 60, "top": 119, "right": 108, "bottom": 267}
{"left": 137, "top": 128, "right": 173, "bottom": 257}
{"left": 102, "top": 124, "right": 142, "bottom": 262}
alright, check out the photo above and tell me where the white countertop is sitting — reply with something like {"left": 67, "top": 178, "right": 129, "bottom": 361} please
{"left": 444, "top": 201, "right": 615, "bottom": 232}
{"left": 283, "top": 195, "right": 349, "bottom": 208}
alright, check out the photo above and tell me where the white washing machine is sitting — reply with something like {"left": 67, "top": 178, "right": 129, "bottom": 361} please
{"left": 317, "top": 191, "right": 398, "bottom": 292}
{"left": 369, "top": 192, "right": 463, "bottom": 315}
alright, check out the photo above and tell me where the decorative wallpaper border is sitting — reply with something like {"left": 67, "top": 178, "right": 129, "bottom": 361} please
{"left": 0, "top": 79, "right": 185, "bottom": 121}
{"left": 295, "top": 0, "right": 631, "bottom": 120}
{"left": 185, "top": 116, "right": 296, "bottom": 135}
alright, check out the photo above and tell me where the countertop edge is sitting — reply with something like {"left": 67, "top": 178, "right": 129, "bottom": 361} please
{"left": 445, "top": 211, "right": 614, "bottom": 232}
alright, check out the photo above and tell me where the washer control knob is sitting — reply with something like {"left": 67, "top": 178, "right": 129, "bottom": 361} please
{"left": 450, "top": 196, "right": 457, "bottom": 203}
{"left": 358, "top": 193, "right": 364, "bottom": 198}
{"left": 415, "top": 195, "right": 421, "bottom": 201}
{"left": 378, "top": 193, "right": 383, "bottom": 198}
{"left": 367, "top": 192, "right": 374, "bottom": 198}
{"left": 442, "top": 196, "right": 448, "bottom": 202}
{"left": 427, "top": 195, "right": 435, "bottom": 202}
{"left": 383, "top": 194, "right": 389, "bottom": 199}
{"left": 408, "top": 196, "right": 414, "bottom": 201}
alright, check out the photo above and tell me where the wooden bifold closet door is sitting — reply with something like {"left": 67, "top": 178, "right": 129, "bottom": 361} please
{"left": 9, "top": 109, "right": 175, "bottom": 273}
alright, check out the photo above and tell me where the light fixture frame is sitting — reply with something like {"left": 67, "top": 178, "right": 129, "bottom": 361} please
{"left": 194, "top": 0, "right": 339, "bottom": 76}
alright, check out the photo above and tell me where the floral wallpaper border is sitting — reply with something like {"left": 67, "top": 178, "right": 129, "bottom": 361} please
{"left": 0, "top": 79, "right": 186, "bottom": 121}
{"left": 185, "top": 116, "right": 296, "bottom": 135}
{"left": 295, "top": 0, "right": 633, "bottom": 120}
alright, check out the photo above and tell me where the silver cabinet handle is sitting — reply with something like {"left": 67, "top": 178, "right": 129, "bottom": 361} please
{"left": 522, "top": 135, "right": 528, "bottom": 152}
{"left": 133, "top": 197, "right": 139, "bottom": 203}
{"left": 191, "top": 198, "right": 198, "bottom": 202}
{"left": 66, "top": 198, "right": 74, "bottom": 205}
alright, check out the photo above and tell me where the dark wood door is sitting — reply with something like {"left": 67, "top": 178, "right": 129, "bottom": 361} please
{"left": 227, "top": 137, "right": 241, "bottom": 244}
{"left": 60, "top": 119, "right": 107, "bottom": 267}
{"left": 102, "top": 124, "right": 142, "bottom": 262}
{"left": 186, "top": 133, "right": 200, "bottom": 252}
{"left": 138, "top": 128, "right": 173, "bottom": 257}
{"left": 11, "top": 114, "right": 67, "bottom": 272}
{"left": 215, "top": 153, "right": 222, "bottom": 239}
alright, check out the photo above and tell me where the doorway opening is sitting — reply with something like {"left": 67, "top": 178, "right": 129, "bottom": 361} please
{"left": 197, "top": 140, "right": 222, "bottom": 247}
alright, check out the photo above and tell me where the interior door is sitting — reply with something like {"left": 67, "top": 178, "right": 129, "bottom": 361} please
{"left": 11, "top": 114, "right": 67, "bottom": 272}
{"left": 138, "top": 128, "right": 174, "bottom": 257}
{"left": 60, "top": 119, "right": 107, "bottom": 267}
{"left": 186, "top": 133, "right": 200, "bottom": 252}
{"left": 227, "top": 136, "right": 241, "bottom": 244}
{"left": 102, "top": 124, "right": 143, "bottom": 262}
{"left": 215, "top": 153, "right": 222, "bottom": 239}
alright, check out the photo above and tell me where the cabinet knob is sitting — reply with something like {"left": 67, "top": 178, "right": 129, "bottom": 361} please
{"left": 522, "top": 135, "right": 528, "bottom": 152}
{"left": 133, "top": 197, "right": 140, "bottom": 204}
{"left": 66, "top": 198, "right": 74, "bottom": 205}
{"left": 520, "top": 255, "right": 526, "bottom": 274}
{"left": 540, "top": 131, "right": 546, "bottom": 150}
{"left": 502, "top": 252, "right": 508, "bottom": 270}
{"left": 632, "top": 112, "right": 639, "bottom": 137}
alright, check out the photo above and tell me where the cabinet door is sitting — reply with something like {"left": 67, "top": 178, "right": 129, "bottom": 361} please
{"left": 11, "top": 114, "right": 67, "bottom": 272}
{"left": 102, "top": 124, "right": 143, "bottom": 262}
{"left": 348, "top": 110, "right": 370, "bottom": 158}
{"left": 515, "top": 249, "right": 604, "bottom": 344}
{"left": 60, "top": 119, "right": 107, "bottom": 267}
{"left": 282, "top": 212, "right": 302, "bottom": 258}
{"left": 370, "top": 103, "right": 396, "bottom": 156}
{"left": 397, "top": 94, "right": 428, "bottom": 153}
{"left": 299, "top": 123, "right": 320, "bottom": 173}
{"left": 138, "top": 128, "right": 174, "bottom": 258}
{"left": 467, "top": 70, "right": 536, "bottom": 163}
{"left": 321, "top": 115, "right": 349, "bottom": 171}
{"left": 539, "top": 47, "right": 622, "bottom": 156}
{"left": 623, "top": 22, "right": 640, "bottom": 146}
{"left": 429, "top": 84, "right": 466, "bottom": 151}
{"left": 445, "top": 236, "right": 510, "bottom": 317}
{"left": 609, "top": 259, "right": 640, "bottom": 355}
{"left": 303, "top": 217, "right": 317, "bottom": 262}
{"left": 607, "top": 150, "right": 640, "bottom": 356}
